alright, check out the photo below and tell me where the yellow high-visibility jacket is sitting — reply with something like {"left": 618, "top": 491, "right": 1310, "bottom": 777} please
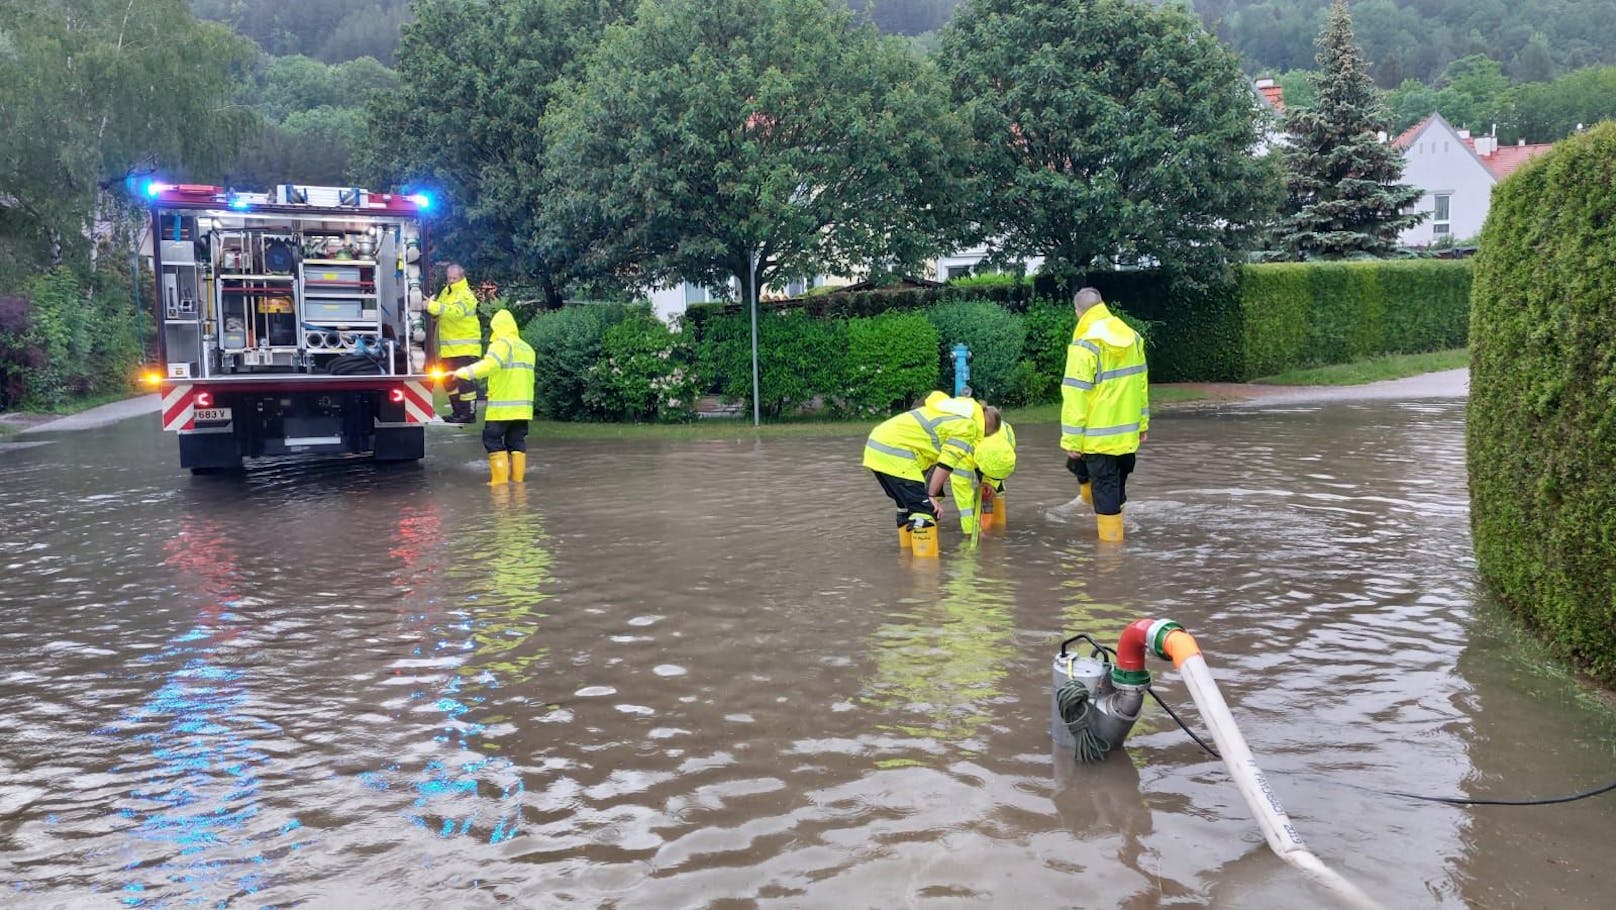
{"left": 862, "top": 391, "right": 984, "bottom": 482}
{"left": 459, "top": 311, "right": 534, "bottom": 421}
{"left": 1060, "top": 303, "right": 1149, "bottom": 455}
{"left": 428, "top": 278, "right": 482, "bottom": 358}
{"left": 950, "top": 420, "right": 1016, "bottom": 534}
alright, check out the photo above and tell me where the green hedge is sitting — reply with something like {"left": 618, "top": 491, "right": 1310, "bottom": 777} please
{"left": 1469, "top": 122, "right": 1616, "bottom": 686}
{"left": 530, "top": 259, "right": 1472, "bottom": 422}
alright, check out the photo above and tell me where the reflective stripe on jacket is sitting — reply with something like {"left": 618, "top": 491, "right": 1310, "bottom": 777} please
{"left": 427, "top": 278, "right": 482, "bottom": 358}
{"left": 464, "top": 310, "right": 534, "bottom": 421}
{"left": 949, "top": 420, "right": 1016, "bottom": 534}
{"left": 861, "top": 391, "right": 984, "bottom": 482}
{"left": 1059, "top": 303, "right": 1149, "bottom": 455}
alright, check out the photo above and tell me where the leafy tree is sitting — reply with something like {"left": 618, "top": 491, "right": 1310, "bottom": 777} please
{"left": 1385, "top": 78, "right": 1439, "bottom": 133}
{"left": 1433, "top": 54, "right": 1509, "bottom": 132}
{"left": 940, "top": 0, "right": 1276, "bottom": 292}
{"left": 1274, "top": 69, "right": 1318, "bottom": 112}
{"left": 1491, "top": 65, "right": 1616, "bottom": 144}
{"left": 361, "top": 0, "right": 636, "bottom": 307}
{"left": 0, "top": 0, "right": 255, "bottom": 269}
{"left": 1273, "top": 0, "right": 1420, "bottom": 259}
{"left": 1512, "top": 32, "right": 1556, "bottom": 83}
{"left": 546, "top": 0, "right": 968, "bottom": 309}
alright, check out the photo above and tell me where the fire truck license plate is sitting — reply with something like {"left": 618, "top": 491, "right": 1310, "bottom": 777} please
{"left": 194, "top": 408, "right": 232, "bottom": 422}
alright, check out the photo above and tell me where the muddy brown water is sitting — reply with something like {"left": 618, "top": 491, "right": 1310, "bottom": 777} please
{"left": 2, "top": 395, "right": 1613, "bottom": 908}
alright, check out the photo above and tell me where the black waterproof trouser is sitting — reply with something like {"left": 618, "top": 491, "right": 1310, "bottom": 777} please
{"left": 1067, "top": 452, "right": 1136, "bottom": 516}
{"left": 482, "top": 419, "right": 529, "bottom": 454}
{"left": 873, "top": 470, "right": 938, "bottom": 526}
{"left": 445, "top": 355, "right": 478, "bottom": 413}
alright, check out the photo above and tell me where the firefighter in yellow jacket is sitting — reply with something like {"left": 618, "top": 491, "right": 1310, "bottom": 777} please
{"left": 451, "top": 310, "right": 534, "bottom": 484}
{"left": 863, "top": 391, "right": 1002, "bottom": 554}
{"left": 430, "top": 263, "right": 483, "bottom": 424}
{"left": 950, "top": 420, "right": 1017, "bottom": 536}
{"left": 1062, "top": 287, "right": 1149, "bottom": 542}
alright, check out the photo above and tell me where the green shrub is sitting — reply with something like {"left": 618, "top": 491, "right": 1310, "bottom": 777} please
{"left": 1019, "top": 298, "right": 1077, "bottom": 393}
{"left": 582, "top": 312, "right": 701, "bottom": 422}
{"left": 697, "top": 309, "right": 846, "bottom": 418}
{"left": 946, "top": 272, "right": 1026, "bottom": 291}
{"left": 837, "top": 311, "right": 940, "bottom": 417}
{"left": 20, "top": 269, "right": 96, "bottom": 410}
{"left": 1469, "top": 122, "right": 1616, "bottom": 686}
{"left": 924, "top": 299, "right": 1026, "bottom": 402}
{"left": 520, "top": 303, "right": 632, "bottom": 420}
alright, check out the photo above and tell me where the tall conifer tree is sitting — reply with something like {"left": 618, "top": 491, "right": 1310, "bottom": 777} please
{"left": 1275, "top": 0, "right": 1421, "bottom": 258}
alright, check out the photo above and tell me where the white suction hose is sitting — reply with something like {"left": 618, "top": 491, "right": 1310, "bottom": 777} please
{"left": 1119, "top": 619, "right": 1382, "bottom": 910}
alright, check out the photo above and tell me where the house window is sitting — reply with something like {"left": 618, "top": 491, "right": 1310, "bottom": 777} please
{"left": 683, "top": 283, "right": 714, "bottom": 305}
{"left": 1433, "top": 194, "right": 1451, "bottom": 236}
{"left": 946, "top": 265, "right": 973, "bottom": 280}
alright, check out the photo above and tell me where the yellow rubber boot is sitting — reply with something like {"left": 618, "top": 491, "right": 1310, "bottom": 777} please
{"left": 898, "top": 525, "right": 913, "bottom": 549}
{"left": 1096, "top": 512, "right": 1124, "bottom": 542}
{"left": 1079, "top": 482, "right": 1093, "bottom": 505}
{"left": 487, "top": 451, "right": 510, "bottom": 485}
{"left": 910, "top": 521, "right": 940, "bottom": 558}
{"left": 992, "top": 495, "right": 1006, "bottom": 530}
{"left": 510, "top": 451, "right": 526, "bottom": 483}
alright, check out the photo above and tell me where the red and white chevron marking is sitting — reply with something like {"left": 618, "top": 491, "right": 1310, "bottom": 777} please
{"left": 398, "top": 380, "right": 434, "bottom": 424}
{"left": 161, "top": 384, "right": 195, "bottom": 432}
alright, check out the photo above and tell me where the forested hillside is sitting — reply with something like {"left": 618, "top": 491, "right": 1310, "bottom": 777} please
{"left": 190, "top": 0, "right": 410, "bottom": 63}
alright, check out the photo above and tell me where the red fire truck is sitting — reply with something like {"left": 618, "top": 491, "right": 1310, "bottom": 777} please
{"left": 143, "top": 182, "right": 442, "bottom": 472}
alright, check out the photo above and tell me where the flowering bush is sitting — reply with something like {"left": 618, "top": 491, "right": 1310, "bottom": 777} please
{"left": 582, "top": 312, "right": 702, "bottom": 422}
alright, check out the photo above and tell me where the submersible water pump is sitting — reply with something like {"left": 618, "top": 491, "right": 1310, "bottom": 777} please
{"left": 1050, "top": 619, "right": 1382, "bottom": 910}
{"left": 1050, "top": 633, "right": 1146, "bottom": 763}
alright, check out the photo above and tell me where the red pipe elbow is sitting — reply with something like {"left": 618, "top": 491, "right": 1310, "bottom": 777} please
{"left": 1115, "top": 618, "right": 1154, "bottom": 672}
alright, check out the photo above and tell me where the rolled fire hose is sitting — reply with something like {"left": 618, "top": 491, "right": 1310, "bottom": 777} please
{"left": 1122, "top": 619, "right": 1382, "bottom": 910}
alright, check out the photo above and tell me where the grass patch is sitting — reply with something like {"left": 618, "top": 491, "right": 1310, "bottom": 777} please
{"left": 1252, "top": 348, "right": 1469, "bottom": 386}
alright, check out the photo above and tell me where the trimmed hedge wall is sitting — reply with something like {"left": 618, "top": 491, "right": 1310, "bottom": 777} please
{"left": 1469, "top": 122, "right": 1616, "bottom": 686}
{"left": 532, "top": 260, "right": 1471, "bottom": 421}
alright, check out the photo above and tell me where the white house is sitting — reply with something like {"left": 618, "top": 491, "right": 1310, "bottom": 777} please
{"left": 1392, "top": 112, "right": 1554, "bottom": 247}
{"left": 646, "top": 275, "right": 833, "bottom": 322}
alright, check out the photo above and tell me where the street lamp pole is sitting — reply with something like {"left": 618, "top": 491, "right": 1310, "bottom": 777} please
{"left": 749, "top": 249, "right": 761, "bottom": 427}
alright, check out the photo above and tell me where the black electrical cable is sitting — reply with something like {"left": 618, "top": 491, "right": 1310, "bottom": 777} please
{"left": 1145, "top": 685, "right": 1616, "bottom": 807}
{"left": 1147, "top": 686, "right": 1220, "bottom": 759}
{"left": 1375, "top": 778, "right": 1616, "bottom": 807}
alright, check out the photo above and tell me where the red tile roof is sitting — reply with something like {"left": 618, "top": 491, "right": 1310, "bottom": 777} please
{"left": 1391, "top": 117, "right": 1430, "bottom": 150}
{"left": 1473, "top": 142, "right": 1554, "bottom": 179}
{"left": 1257, "top": 82, "right": 1284, "bottom": 114}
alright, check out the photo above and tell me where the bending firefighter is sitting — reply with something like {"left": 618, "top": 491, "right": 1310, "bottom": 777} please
{"left": 863, "top": 391, "right": 1002, "bottom": 556}
{"left": 950, "top": 420, "right": 1018, "bottom": 536}
{"left": 1061, "top": 287, "right": 1148, "bottom": 542}
{"left": 430, "top": 263, "right": 483, "bottom": 424}
{"left": 451, "top": 310, "right": 534, "bottom": 484}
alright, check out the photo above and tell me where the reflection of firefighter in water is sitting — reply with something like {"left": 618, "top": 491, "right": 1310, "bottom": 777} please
{"left": 859, "top": 549, "right": 1016, "bottom": 744}
{"left": 399, "top": 485, "right": 552, "bottom": 843}
{"left": 465, "top": 485, "right": 552, "bottom": 683}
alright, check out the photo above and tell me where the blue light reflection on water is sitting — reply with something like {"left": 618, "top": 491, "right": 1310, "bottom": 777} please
{"left": 91, "top": 521, "right": 307, "bottom": 908}
{"left": 367, "top": 493, "right": 547, "bottom": 847}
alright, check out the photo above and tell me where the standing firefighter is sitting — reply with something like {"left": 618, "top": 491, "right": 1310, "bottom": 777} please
{"left": 864, "top": 391, "right": 1001, "bottom": 557}
{"left": 429, "top": 263, "right": 483, "bottom": 424}
{"left": 1061, "top": 287, "right": 1149, "bottom": 542}
{"left": 451, "top": 310, "right": 534, "bottom": 484}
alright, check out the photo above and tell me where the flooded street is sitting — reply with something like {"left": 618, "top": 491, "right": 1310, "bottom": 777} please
{"left": 3, "top": 390, "right": 1614, "bottom": 908}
